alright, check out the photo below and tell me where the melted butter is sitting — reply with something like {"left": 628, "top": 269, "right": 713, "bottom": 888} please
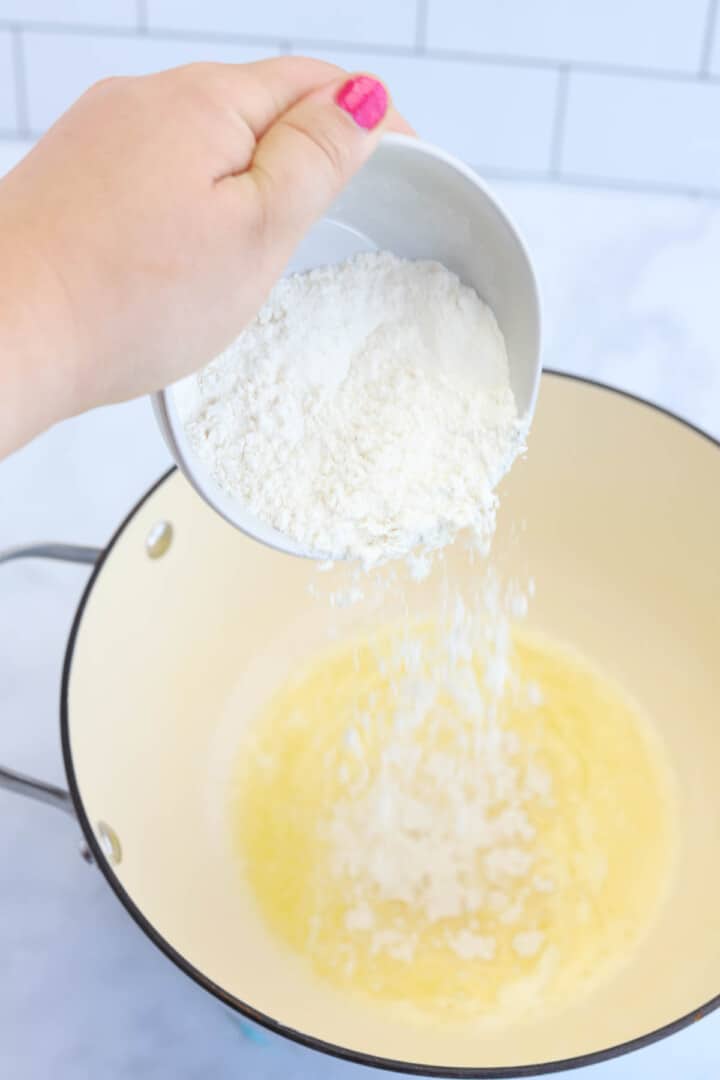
{"left": 231, "top": 624, "right": 676, "bottom": 1021}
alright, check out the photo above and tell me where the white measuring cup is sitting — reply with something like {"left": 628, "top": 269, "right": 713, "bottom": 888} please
{"left": 153, "top": 133, "right": 541, "bottom": 558}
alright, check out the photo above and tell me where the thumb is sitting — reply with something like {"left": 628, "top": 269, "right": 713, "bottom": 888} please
{"left": 247, "top": 73, "right": 391, "bottom": 245}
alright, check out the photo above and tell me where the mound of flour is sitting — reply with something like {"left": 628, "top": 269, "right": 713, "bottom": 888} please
{"left": 175, "top": 252, "right": 524, "bottom": 567}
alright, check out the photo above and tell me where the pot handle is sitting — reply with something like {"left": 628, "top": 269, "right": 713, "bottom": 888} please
{"left": 0, "top": 542, "right": 102, "bottom": 817}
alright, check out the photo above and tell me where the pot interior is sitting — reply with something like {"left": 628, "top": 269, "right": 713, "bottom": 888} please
{"left": 64, "top": 373, "right": 720, "bottom": 1072}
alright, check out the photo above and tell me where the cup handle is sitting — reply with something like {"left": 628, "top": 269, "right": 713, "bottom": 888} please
{"left": 0, "top": 542, "right": 101, "bottom": 821}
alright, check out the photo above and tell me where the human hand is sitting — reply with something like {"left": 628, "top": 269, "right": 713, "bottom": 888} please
{"left": 0, "top": 57, "right": 409, "bottom": 455}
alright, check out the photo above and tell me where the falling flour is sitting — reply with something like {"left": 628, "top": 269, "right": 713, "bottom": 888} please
{"left": 233, "top": 605, "right": 677, "bottom": 1017}
{"left": 175, "top": 252, "right": 525, "bottom": 567}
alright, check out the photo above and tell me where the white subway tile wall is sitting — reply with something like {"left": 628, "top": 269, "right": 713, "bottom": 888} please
{"left": 0, "top": 30, "right": 15, "bottom": 132}
{"left": 711, "top": 4, "right": 720, "bottom": 74}
{"left": 295, "top": 48, "right": 558, "bottom": 172}
{"left": 562, "top": 72, "right": 720, "bottom": 193}
{"left": 0, "top": 1, "right": 137, "bottom": 27}
{"left": 426, "top": 0, "right": 710, "bottom": 73}
{"left": 0, "top": 0, "right": 719, "bottom": 195}
{"left": 23, "top": 32, "right": 277, "bottom": 130}
{"left": 146, "top": 0, "right": 418, "bottom": 48}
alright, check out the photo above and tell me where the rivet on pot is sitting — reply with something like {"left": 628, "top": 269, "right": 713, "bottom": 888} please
{"left": 146, "top": 521, "right": 173, "bottom": 559}
{"left": 96, "top": 821, "right": 122, "bottom": 866}
{"left": 79, "top": 841, "right": 94, "bottom": 865}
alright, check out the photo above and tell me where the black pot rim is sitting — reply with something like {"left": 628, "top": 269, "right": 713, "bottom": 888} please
{"left": 60, "top": 370, "right": 720, "bottom": 1078}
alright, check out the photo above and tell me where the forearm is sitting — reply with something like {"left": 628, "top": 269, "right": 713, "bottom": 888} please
{"left": 0, "top": 208, "right": 79, "bottom": 457}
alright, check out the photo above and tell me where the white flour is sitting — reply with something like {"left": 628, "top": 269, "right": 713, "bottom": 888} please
{"left": 175, "top": 252, "right": 524, "bottom": 567}
{"left": 327, "top": 575, "right": 549, "bottom": 965}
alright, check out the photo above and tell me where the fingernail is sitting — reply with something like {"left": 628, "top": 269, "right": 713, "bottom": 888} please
{"left": 336, "top": 75, "right": 388, "bottom": 131}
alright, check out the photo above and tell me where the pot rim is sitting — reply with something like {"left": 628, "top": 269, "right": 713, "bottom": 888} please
{"left": 60, "top": 370, "right": 720, "bottom": 1078}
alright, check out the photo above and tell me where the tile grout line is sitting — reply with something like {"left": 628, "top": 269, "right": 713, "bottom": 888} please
{"left": 1, "top": 21, "right": 719, "bottom": 85}
{"left": 136, "top": 0, "right": 148, "bottom": 34}
{"left": 555, "top": 169, "right": 720, "bottom": 200}
{"left": 0, "top": 19, "right": 287, "bottom": 48}
{"left": 549, "top": 66, "right": 570, "bottom": 176}
{"left": 415, "top": 49, "right": 720, "bottom": 84}
{"left": 415, "top": 0, "right": 428, "bottom": 53}
{"left": 0, "top": 128, "right": 41, "bottom": 141}
{"left": 700, "top": 0, "right": 718, "bottom": 75}
{"left": 10, "top": 27, "right": 29, "bottom": 137}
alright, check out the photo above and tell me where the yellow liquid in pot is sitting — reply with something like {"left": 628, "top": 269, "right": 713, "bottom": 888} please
{"left": 231, "top": 624, "right": 676, "bottom": 1022}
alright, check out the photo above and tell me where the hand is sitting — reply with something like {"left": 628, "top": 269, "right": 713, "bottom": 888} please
{"left": 0, "top": 57, "right": 409, "bottom": 455}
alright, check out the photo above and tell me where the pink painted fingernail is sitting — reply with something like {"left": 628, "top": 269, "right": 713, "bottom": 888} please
{"left": 336, "top": 75, "right": 388, "bottom": 130}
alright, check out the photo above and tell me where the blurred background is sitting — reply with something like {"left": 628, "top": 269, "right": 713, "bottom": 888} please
{"left": 1, "top": 0, "right": 719, "bottom": 194}
{"left": 1, "top": 3, "right": 719, "bottom": 1079}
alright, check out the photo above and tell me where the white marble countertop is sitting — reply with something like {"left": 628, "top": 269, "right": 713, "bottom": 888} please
{"left": 1, "top": 178, "right": 719, "bottom": 1079}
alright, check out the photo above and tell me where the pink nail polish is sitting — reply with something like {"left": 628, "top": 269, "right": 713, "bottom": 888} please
{"left": 336, "top": 75, "right": 388, "bottom": 131}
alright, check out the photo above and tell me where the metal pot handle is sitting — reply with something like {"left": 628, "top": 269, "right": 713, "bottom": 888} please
{"left": 0, "top": 542, "right": 102, "bottom": 816}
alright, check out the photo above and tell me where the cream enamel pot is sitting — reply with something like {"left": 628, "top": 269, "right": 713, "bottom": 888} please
{"left": 2, "top": 372, "right": 720, "bottom": 1076}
